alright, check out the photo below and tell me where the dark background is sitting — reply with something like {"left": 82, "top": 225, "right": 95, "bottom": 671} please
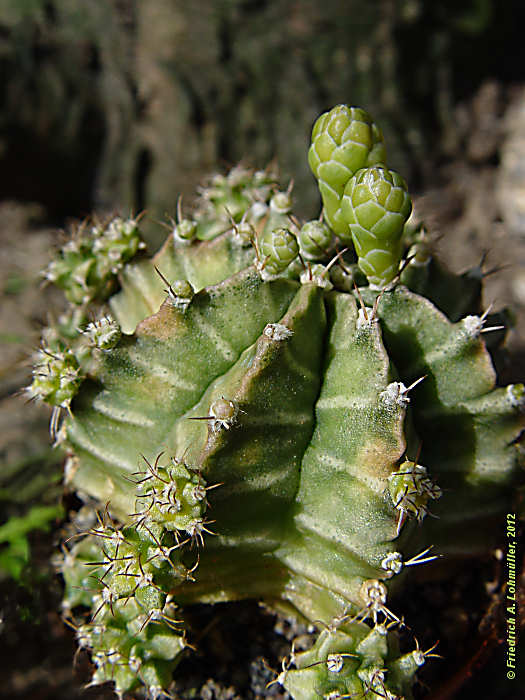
{"left": 1, "top": 0, "right": 525, "bottom": 231}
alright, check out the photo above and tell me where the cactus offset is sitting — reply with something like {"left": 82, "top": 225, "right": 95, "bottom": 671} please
{"left": 29, "top": 105, "right": 524, "bottom": 699}
{"left": 341, "top": 166, "right": 412, "bottom": 288}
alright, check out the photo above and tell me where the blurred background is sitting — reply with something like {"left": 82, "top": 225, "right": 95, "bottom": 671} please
{"left": 1, "top": 1, "right": 525, "bottom": 698}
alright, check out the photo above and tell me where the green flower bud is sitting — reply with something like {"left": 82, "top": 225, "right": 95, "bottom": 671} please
{"left": 341, "top": 166, "right": 412, "bottom": 288}
{"left": 308, "top": 105, "right": 386, "bottom": 236}
{"left": 258, "top": 227, "right": 299, "bottom": 278}
{"left": 298, "top": 220, "right": 333, "bottom": 260}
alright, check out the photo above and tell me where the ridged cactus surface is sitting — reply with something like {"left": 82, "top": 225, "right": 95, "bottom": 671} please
{"left": 28, "top": 106, "right": 524, "bottom": 700}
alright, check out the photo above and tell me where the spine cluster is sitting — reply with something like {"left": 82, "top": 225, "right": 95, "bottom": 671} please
{"left": 61, "top": 453, "right": 212, "bottom": 698}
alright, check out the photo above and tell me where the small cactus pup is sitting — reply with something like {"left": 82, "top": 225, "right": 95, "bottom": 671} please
{"left": 308, "top": 105, "right": 387, "bottom": 238}
{"left": 30, "top": 105, "right": 524, "bottom": 700}
{"left": 341, "top": 166, "right": 412, "bottom": 289}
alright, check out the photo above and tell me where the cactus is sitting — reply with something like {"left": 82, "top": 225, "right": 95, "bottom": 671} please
{"left": 28, "top": 105, "right": 523, "bottom": 699}
{"left": 308, "top": 105, "right": 387, "bottom": 238}
{"left": 341, "top": 166, "right": 412, "bottom": 288}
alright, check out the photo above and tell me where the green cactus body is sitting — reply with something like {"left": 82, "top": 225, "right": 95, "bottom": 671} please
{"left": 282, "top": 622, "right": 425, "bottom": 700}
{"left": 61, "top": 522, "right": 188, "bottom": 698}
{"left": 32, "top": 109, "right": 524, "bottom": 700}
{"left": 362, "top": 286, "right": 524, "bottom": 557}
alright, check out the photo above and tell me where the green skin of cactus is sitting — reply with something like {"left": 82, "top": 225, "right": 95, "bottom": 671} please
{"left": 308, "top": 105, "right": 386, "bottom": 236}
{"left": 341, "top": 166, "right": 413, "bottom": 289}
{"left": 282, "top": 622, "right": 427, "bottom": 700}
{"left": 53, "top": 203, "right": 524, "bottom": 700}
{"left": 39, "top": 128, "right": 522, "bottom": 698}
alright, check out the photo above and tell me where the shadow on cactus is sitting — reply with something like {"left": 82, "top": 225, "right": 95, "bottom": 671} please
{"left": 27, "top": 105, "right": 524, "bottom": 699}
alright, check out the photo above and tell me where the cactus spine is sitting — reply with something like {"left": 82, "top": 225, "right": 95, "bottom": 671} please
{"left": 29, "top": 106, "right": 524, "bottom": 700}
